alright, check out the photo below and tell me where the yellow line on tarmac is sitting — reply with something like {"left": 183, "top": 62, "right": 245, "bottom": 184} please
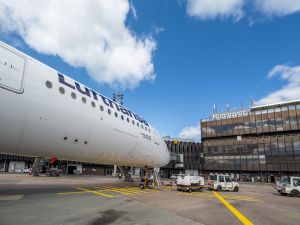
{"left": 213, "top": 191, "right": 254, "bottom": 225}
{"left": 92, "top": 186, "right": 117, "bottom": 190}
{"left": 225, "top": 197, "right": 263, "bottom": 202}
{"left": 120, "top": 188, "right": 148, "bottom": 193}
{"left": 76, "top": 187, "right": 114, "bottom": 198}
{"left": 57, "top": 191, "right": 86, "bottom": 195}
{"left": 105, "top": 189, "right": 133, "bottom": 195}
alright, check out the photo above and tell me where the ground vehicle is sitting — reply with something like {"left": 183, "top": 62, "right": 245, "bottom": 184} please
{"left": 177, "top": 175, "right": 205, "bottom": 192}
{"left": 208, "top": 173, "right": 239, "bottom": 192}
{"left": 140, "top": 177, "right": 153, "bottom": 189}
{"left": 171, "top": 174, "right": 186, "bottom": 179}
{"left": 279, "top": 177, "right": 300, "bottom": 197}
{"left": 46, "top": 168, "right": 60, "bottom": 177}
{"left": 275, "top": 177, "right": 290, "bottom": 193}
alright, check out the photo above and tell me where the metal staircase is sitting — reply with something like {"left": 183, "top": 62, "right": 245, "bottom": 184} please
{"left": 153, "top": 168, "right": 161, "bottom": 189}
{"left": 118, "top": 166, "right": 133, "bottom": 182}
{"left": 31, "top": 157, "right": 42, "bottom": 176}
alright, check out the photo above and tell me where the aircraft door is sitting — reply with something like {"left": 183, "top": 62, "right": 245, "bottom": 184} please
{"left": 0, "top": 45, "right": 25, "bottom": 93}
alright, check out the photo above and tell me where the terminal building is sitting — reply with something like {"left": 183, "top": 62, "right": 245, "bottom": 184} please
{"left": 201, "top": 100, "right": 300, "bottom": 182}
{"left": 160, "top": 137, "right": 202, "bottom": 178}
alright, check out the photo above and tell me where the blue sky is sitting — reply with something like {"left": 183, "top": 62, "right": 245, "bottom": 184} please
{"left": 1, "top": 0, "right": 300, "bottom": 141}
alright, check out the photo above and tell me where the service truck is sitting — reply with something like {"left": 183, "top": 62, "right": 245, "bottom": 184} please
{"left": 176, "top": 175, "right": 205, "bottom": 192}
{"left": 208, "top": 173, "right": 239, "bottom": 192}
{"left": 278, "top": 177, "right": 300, "bottom": 197}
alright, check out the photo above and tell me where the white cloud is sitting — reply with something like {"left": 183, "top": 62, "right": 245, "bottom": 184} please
{"left": 186, "top": 0, "right": 246, "bottom": 21}
{"left": 130, "top": 1, "right": 138, "bottom": 19}
{"left": 179, "top": 124, "right": 201, "bottom": 141}
{"left": 256, "top": 65, "right": 300, "bottom": 105}
{"left": 254, "top": 0, "right": 300, "bottom": 17}
{"left": 0, "top": 0, "right": 156, "bottom": 89}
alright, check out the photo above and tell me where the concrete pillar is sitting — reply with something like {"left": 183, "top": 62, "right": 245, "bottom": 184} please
{"left": 113, "top": 165, "right": 117, "bottom": 176}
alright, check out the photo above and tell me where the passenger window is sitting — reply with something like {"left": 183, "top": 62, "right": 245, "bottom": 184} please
{"left": 132, "top": 120, "right": 135, "bottom": 125}
{"left": 219, "top": 176, "right": 225, "bottom": 182}
{"left": 294, "top": 178, "right": 300, "bottom": 187}
{"left": 141, "top": 125, "right": 144, "bottom": 129}
{"left": 127, "top": 118, "right": 130, "bottom": 123}
{"left": 100, "top": 105, "right": 104, "bottom": 111}
{"left": 137, "top": 123, "right": 139, "bottom": 127}
{"left": 59, "top": 87, "right": 65, "bottom": 94}
{"left": 108, "top": 109, "right": 111, "bottom": 115}
{"left": 225, "top": 176, "right": 231, "bottom": 182}
{"left": 115, "top": 112, "right": 118, "bottom": 118}
{"left": 46, "top": 81, "right": 52, "bottom": 89}
{"left": 91, "top": 102, "right": 96, "bottom": 108}
{"left": 82, "top": 97, "right": 87, "bottom": 104}
{"left": 71, "top": 92, "right": 77, "bottom": 99}
{"left": 121, "top": 115, "right": 124, "bottom": 120}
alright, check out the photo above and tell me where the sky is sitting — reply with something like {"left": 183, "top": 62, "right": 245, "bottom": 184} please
{"left": 0, "top": 0, "right": 300, "bottom": 141}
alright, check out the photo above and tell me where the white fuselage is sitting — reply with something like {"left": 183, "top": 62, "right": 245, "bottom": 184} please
{"left": 0, "top": 41, "right": 170, "bottom": 168}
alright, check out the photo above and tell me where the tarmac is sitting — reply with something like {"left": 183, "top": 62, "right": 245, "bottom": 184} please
{"left": 0, "top": 173, "right": 299, "bottom": 225}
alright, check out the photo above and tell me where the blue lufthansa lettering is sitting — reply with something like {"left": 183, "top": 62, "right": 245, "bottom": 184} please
{"left": 58, "top": 73, "right": 75, "bottom": 89}
{"left": 90, "top": 90, "right": 98, "bottom": 101}
{"left": 75, "top": 82, "right": 91, "bottom": 97}
{"left": 57, "top": 73, "right": 148, "bottom": 126}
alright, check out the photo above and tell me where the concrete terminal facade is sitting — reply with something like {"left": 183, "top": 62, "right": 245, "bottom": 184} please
{"left": 201, "top": 100, "right": 300, "bottom": 182}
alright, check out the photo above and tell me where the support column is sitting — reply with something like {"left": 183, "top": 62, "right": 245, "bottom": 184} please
{"left": 113, "top": 165, "right": 118, "bottom": 176}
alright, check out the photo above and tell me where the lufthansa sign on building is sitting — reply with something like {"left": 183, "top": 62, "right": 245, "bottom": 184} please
{"left": 211, "top": 110, "right": 249, "bottom": 120}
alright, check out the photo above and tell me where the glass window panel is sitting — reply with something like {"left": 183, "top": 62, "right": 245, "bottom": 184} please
{"left": 259, "top": 155, "right": 266, "bottom": 164}
{"left": 258, "top": 144, "right": 265, "bottom": 154}
{"left": 278, "top": 138, "right": 285, "bottom": 155}
{"left": 290, "top": 116, "right": 297, "bottom": 125}
{"left": 241, "top": 155, "right": 247, "bottom": 170}
{"left": 285, "top": 141, "right": 293, "bottom": 155}
{"left": 271, "top": 142, "right": 279, "bottom": 155}
{"left": 288, "top": 105, "right": 295, "bottom": 111}
{"left": 247, "top": 155, "right": 254, "bottom": 170}
{"left": 275, "top": 107, "right": 281, "bottom": 112}
{"left": 293, "top": 138, "right": 300, "bottom": 153}
{"left": 276, "top": 118, "right": 283, "bottom": 127}
{"left": 253, "top": 155, "right": 260, "bottom": 170}
{"left": 269, "top": 118, "right": 276, "bottom": 127}
{"left": 234, "top": 155, "right": 240, "bottom": 166}
{"left": 268, "top": 108, "right": 275, "bottom": 113}
{"left": 282, "top": 117, "right": 290, "bottom": 126}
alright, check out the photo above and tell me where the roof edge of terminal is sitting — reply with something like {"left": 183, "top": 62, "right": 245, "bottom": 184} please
{"left": 251, "top": 99, "right": 300, "bottom": 111}
{"left": 201, "top": 99, "right": 300, "bottom": 122}
{"left": 163, "top": 136, "right": 195, "bottom": 143}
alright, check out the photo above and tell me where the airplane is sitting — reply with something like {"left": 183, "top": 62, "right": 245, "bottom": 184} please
{"left": 0, "top": 40, "right": 171, "bottom": 174}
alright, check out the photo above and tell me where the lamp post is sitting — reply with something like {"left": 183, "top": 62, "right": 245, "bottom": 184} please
{"left": 200, "top": 152, "right": 204, "bottom": 175}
